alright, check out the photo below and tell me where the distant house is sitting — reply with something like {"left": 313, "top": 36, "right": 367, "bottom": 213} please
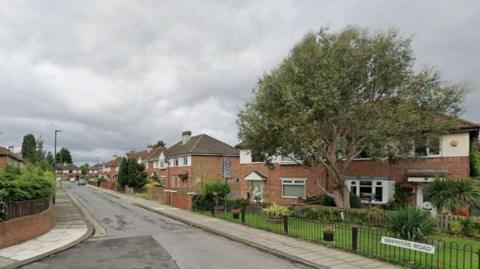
{"left": 125, "top": 131, "right": 240, "bottom": 194}
{"left": 104, "top": 156, "right": 123, "bottom": 181}
{"left": 89, "top": 163, "right": 105, "bottom": 178}
{"left": 238, "top": 117, "right": 480, "bottom": 208}
{"left": 162, "top": 131, "right": 240, "bottom": 193}
{"left": 55, "top": 163, "right": 81, "bottom": 180}
{"left": 0, "top": 146, "right": 24, "bottom": 171}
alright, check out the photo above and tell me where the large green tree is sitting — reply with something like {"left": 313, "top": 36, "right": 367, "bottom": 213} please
{"left": 238, "top": 27, "right": 464, "bottom": 208}
{"left": 21, "top": 134, "right": 37, "bottom": 163}
{"left": 56, "top": 147, "right": 73, "bottom": 164}
{"left": 80, "top": 163, "right": 90, "bottom": 175}
{"left": 36, "top": 135, "right": 46, "bottom": 163}
{"left": 117, "top": 158, "right": 147, "bottom": 189}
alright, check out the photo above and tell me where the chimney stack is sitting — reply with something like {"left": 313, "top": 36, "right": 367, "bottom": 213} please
{"left": 182, "top": 130, "right": 192, "bottom": 145}
{"left": 8, "top": 146, "right": 14, "bottom": 152}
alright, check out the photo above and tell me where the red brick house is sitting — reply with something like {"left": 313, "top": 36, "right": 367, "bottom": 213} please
{"left": 88, "top": 163, "right": 105, "bottom": 178}
{"left": 238, "top": 117, "right": 480, "bottom": 208}
{"left": 104, "top": 156, "right": 123, "bottom": 181}
{"left": 126, "top": 146, "right": 165, "bottom": 178}
{"left": 0, "top": 146, "right": 24, "bottom": 171}
{"left": 159, "top": 131, "right": 240, "bottom": 194}
{"left": 55, "top": 163, "right": 80, "bottom": 180}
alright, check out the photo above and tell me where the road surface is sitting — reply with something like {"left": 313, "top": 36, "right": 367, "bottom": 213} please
{"left": 22, "top": 183, "right": 313, "bottom": 269}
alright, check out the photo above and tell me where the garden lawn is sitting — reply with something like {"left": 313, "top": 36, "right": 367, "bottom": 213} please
{"left": 208, "top": 211, "right": 480, "bottom": 269}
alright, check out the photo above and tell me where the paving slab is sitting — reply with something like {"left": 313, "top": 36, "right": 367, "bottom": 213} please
{"left": 0, "top": 187, "right": 92, "bottom": 269}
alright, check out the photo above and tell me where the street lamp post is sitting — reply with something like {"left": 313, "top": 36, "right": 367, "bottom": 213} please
{"left": 54, "top": 130, "right": 62, "bottom": 187}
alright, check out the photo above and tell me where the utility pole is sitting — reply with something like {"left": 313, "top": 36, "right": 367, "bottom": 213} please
{"left": 54, "top": 130, "right": 62, "bottom": 187}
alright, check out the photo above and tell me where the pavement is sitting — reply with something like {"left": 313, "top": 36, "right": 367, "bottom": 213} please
{"left": 0, "top": 186, "right": 92, "bottom": 269}
{"left": 89, "top": 185, "right": 402, "bottom": 269}
{"left": 21, "top": 183, "right": 315, "bottom": 269}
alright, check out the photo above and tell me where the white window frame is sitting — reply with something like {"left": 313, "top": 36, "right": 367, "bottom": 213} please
{"left": 347, "top": 179, "right": 390, "bottom": 204}
{"left": 183, "top": 156, "right": 188, "bottom": 166}
{"left": 173, "top": 158, "right": 179, "bottom": 167}
{"left": 281, "top": 178, "right": 306, "bottom": 199}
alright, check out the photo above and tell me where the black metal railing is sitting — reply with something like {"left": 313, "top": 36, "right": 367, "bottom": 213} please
{"left": 207, "top": 205, "right": 479, "bottom": 269}
{"left": 0, "top": 198, "right": 50, "bottom": 222}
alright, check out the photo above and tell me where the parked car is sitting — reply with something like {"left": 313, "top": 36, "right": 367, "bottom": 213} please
{"left": 78, "top": 178, "right": 86, "bottom": 186}
{"left": 69, "top": 177, "right": 76, "bottom": 182}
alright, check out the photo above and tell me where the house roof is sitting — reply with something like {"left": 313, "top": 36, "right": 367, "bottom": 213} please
{"left": 90, "top": 163, "right": 104, "bottom": 170}
{"left": 105, "top": 157, "right": 123, "bottom": 167}
{"left": 455, "top": 117, "right": 480, "bottom": 131}
{"left": 56, "top": 163, "right": 80, "bottom": 170}
{"left": 0, "top": 147, "right": 24, "bottom": 162}
{"left": 165, "top": 134, "right": 239, "bottom": 157}
{"left": 245, "top": 170, "right": 267, "bottom": 181}
{"left": 127, "top": 146, "right": 165, "bottom": 162}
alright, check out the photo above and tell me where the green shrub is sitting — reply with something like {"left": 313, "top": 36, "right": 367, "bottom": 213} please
{"left": 385, "top": 206, "right": 436, "bottom": 240}
{"left": 302, "top": 207, "right": 320, "bottom": 219}
{"left": 203, "top": 181, "right": 230, "bottom": 198}
{"left": 461, "top": 218, "right": 480, "bottom": 238}
{"left": 230, "top": 198, "right": 247, "bottom": 209}
{"left": 346, "top": 209, "right": 369, "bottom": 224}
{"left": 385, "top": 183, "right": 414, "bottom": 210}
{"left": 192, "top": 194, "right": 214, "bottom": 211}
{"left": 263, "top": 203, "right": 290, "bottom": 217}
{"left": 449, "top": 221, "right": 463, "bottom": 235}
{"left": 318, "top": 208, "right": 341, "bottom": 222}
{"left": 350, "top": 192, "right": 362, "bottom": 208}
{"left": 0, "top": 164, "right": 54, "bottom": 201}
{"left": 471, "top": 145, "right": 480, "bottom": 177}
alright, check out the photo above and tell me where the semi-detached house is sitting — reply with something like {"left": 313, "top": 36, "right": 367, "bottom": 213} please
{"left": 0, "top": 146, "right": 24, "bottom": 171}
{"left": 126, "top": 131, "right": 240, "bottom": 194}
{"left": 237, "top": 117, "right": 480, "bottom": 210}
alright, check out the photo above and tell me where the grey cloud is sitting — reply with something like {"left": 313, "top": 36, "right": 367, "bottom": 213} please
{"left": 0, "top": 0, "right": 479, "bottom": 164}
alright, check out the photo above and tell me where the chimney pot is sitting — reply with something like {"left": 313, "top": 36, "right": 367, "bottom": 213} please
{"left": 182, "top": 130, "right": 192, "bottom": 145}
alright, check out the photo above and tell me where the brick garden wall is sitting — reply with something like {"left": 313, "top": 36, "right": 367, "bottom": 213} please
{"left": 0, "top": 205, "right": 53, "bottom": 249}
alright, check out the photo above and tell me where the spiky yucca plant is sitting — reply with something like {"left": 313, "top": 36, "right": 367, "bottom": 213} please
{"left": 424, "top": 178, "right": 480, "bottom": 212}
{"left": 385, "top": 206, "right": 436, "bottom": 240}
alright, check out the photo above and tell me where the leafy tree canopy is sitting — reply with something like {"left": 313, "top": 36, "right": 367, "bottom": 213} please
{"left": 117, "top": 158, "right": 147, "bottom": 189}
{"left": 149, "top": 140, "right": 166, "bottom": 148}
{"left": 56, "top": 147, "right": 73, "bottom": 164}
{"left": 80, "top": 163, "right": 90, "bottom": 175}
{"left": 238, "top": 27, "right": 464, "bottom": 208}
{"left": 21, "top": 134, "right": 37, "bottom": 163}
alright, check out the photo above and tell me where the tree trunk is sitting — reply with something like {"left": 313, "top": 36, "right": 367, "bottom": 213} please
{"left": 332, "top": 185, "right": 350, "bottom": 209}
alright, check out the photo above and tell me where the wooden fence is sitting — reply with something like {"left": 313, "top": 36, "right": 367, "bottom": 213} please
{"left": 1, "top": 198, "right": 51, "bottom": 222}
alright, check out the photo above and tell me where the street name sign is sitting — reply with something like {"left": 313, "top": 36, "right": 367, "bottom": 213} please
{"left": 380, "top": 236, "right": 435, "bottom": 254}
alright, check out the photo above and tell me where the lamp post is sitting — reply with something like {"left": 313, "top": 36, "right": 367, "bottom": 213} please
{"left": 54, "top": 130, "right": 62, "bottom": 187}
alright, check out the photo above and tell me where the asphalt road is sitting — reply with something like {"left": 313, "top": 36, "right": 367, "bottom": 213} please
{"left": 22, "top": 183, "right": 313, "bottom": 269}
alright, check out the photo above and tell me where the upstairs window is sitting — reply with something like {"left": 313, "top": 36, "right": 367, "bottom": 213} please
{"left": 415, "top": 137, "right": 440, "bottom": 157}
{"left": 173, "top": 158, "right": 179, "bottom": 167}
{"left": 183, "top": 157, "right": 188, "bottom": 166}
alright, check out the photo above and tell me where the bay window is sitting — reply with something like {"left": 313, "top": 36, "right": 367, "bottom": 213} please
{"left": 346, "top": 177, "right": 394, "bottom": 204}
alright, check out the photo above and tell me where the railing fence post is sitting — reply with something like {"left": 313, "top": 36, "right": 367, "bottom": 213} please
{"left": 283, "top": 215, "right": 289, "bottom": 234}
{"left": 352, "top": 226, "right": 358, "bottom": 252}
{"left": 241, "top": 208, "right": 245, "bottom": 224}
{"left": 477, "top": 249, "right": 480, "bottom": 269}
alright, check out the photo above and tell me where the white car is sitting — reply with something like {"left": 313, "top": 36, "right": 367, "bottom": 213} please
{"left": 69, "top": 177, "right": 76, "bottom": 182}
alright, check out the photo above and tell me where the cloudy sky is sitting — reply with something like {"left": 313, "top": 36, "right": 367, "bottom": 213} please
{"left": 0, "top": 0, "right": 479, "bottom": 164}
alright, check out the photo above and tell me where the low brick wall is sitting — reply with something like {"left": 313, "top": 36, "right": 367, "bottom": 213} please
{"left": 0, "top": 205, "right": 53, "bottom": 249}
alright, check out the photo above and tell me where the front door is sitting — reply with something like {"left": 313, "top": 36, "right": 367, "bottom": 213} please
{"left": 251, "top": 181, "right": 265, "bottom": 203}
